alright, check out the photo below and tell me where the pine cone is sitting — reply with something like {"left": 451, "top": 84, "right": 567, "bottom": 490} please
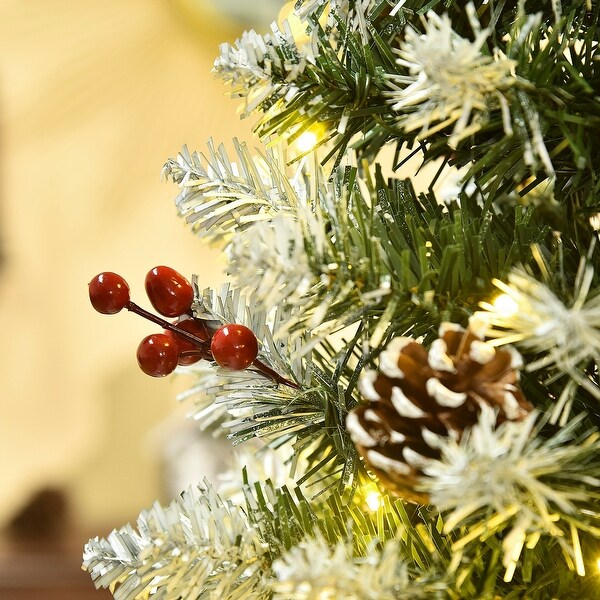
{"left": 346, "top": 323, "right": 533, "bottom": 502}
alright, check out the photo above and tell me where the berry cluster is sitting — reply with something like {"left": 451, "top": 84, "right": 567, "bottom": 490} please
{"left": 88, "top": 267, "right": 296, "bottom": 388}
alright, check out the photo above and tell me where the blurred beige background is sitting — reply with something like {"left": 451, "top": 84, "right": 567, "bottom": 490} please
{"left": 0, "top": 0, "right": 283, "bottom": 531}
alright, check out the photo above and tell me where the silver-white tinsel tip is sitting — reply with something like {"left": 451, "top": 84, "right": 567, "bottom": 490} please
{"left": 470, "top": 263, "right": 600, "bottom": 404}
{"left": 82, "top": 481, "right": 269, "bottom": 599}
{"left": 417, "top": 405, "right": 600, "bottom": 580}
{"left": 270, "top": 533, "right": 445, "bottom": 599}
{"left": 213, "top": 22, "right": 315, "bottom": 114}
{"left": 386, "top": 7, "right": 516, "bottom": 148}
{"left": 294, "top": 0, "right": 409, "bottom": 39}
{"left": 217, "top": 441, "right": 307, "bottom": 506}
{"left": 163, "top": 140, "right": 297, "bottom": 246}
{"left": 227, "top": 212, "right": 314, "bottom": 311}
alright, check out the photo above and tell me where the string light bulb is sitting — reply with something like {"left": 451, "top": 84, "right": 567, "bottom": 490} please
{"left": 295, "top": 130, "right": 319, "bottom": 153}
{"left": 362, "top": 483, "right": 383, "bottom": 511}
{"left": 492, "top": 293, "right": 519, "bottom": 318}
{"left": 365, "top": 490, "right": 383, "bottom": 511}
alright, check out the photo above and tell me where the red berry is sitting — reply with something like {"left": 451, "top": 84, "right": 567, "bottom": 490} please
{"left": 89, "top": 272, "right": 130, "bottom": 314}
{"left": 210, "top": 324, "right": 259, "bottom": 370}
{"left": 145, "top": 266, "right": 194, "bottom": 317}
{"left": 164, "top": 318, "right": 211, "bottom": 366}
{"left": 136, "top": 333, "right": 179, "bottom": 377}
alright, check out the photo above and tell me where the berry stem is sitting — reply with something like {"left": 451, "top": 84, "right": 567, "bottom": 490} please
{"left": 126, "top": 301, "right": 211, "bottom": 356}
{"left": 251, "top": 358, "right": 300, "bottom": 390}
{"left": 126, "top": 301, "right": 299, "bottom": 389}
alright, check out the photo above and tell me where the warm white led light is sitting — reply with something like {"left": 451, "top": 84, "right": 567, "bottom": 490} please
{"left": 365, "top": 489, "right": 383, "bottom": 511}
{"left": 295, "top": 131, "right": 318, "bottom": 153}
{"left": 492, "top": 293, "right": 519, "bottom": 318}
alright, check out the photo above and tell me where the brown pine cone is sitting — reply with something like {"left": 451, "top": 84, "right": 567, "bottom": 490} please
{"left": 346, "top": 323, "right": 533, "bottom": 502}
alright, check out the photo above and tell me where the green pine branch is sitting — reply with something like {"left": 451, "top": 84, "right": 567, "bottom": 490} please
{"left": 162, "top": 141, "right": 298, "bottom": 245}
{"left": 218, "top": 0, "right": 599, "bottom": 245}
{"left": 83, "top": 482, "right": 270, "bottom": 600}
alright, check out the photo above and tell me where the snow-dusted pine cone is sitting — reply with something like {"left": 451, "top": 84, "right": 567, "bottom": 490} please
{"left": 346, "top": 323, "right": 533, "bottom": 502}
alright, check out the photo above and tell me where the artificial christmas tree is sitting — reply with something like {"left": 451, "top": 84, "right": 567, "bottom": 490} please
{"left": 84, "top": 0, "right": 600, "bottom": 597}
